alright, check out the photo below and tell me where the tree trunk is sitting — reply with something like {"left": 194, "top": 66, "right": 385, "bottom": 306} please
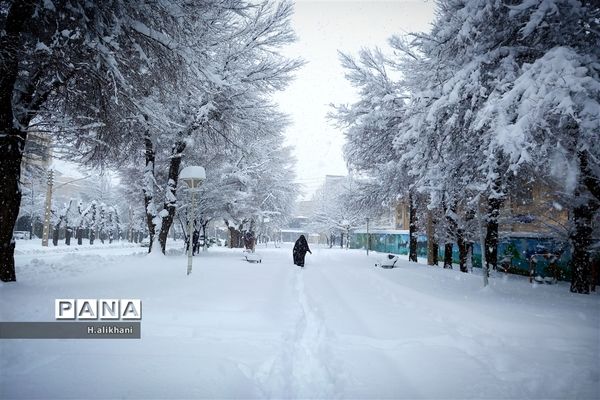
{"left": 346, "top": 228, "right": 350, "bottom": 249}
{"left": 158, "top": 139, "right": 187, "bottom": 253}
{"left": 444, "top": 243, "right": 453, "bottom": 268}
{"left": 426, "top": 211, "right": 439, "bottom": 266}
{"left": 485, "top": 195, "right": 504, "bottom": 271}
{"left": 65, "top": 228, "right": 72, "bottom": 245}
{"left": 76, "top": 227, "right": 83, "bottom": 245}
{"left": 143, "top": 128, "right": 157, "bottom": 253}
{"left": 458, "top": 209, "right": 475, "bottom": 273}
{"left": 202, "top": 222, "right": 208, "bottom": 250}
{"left": 569, "top": 196, "right": 598, "bottom": 294}
{"left": 466, "top": 243, "right": 473, "bottom": 272}
{"left": 89, "top": 229, "right": 95, "bottom": 245}
{"left": 228, "top": 226, "right": 242, "bottom": 248}
{"left": 0, "top": 0, "right": 36, "bottom": 282}
{"left": 457, "top": 228, "right": 467, "bottom": 272}
{"left": 442, "top": 197, "right": 457, "bottom": 269}
{"left": 0, "top": 132, "right": 24, "bottom": 281}
{"left": 409, "top": 192, "right": 418, "bottom": 262}
{"left": 580, "top": 151, "right": 600, "bottom": 202}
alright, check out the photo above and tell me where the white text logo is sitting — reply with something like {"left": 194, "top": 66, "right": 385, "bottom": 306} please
{"left": 55, "top": 299, "right": 142, "bottom": 320}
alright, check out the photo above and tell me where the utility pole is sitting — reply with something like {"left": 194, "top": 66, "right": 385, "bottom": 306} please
{"left": 29, "top": 179, "right": 34, "bottom": 239}
{"left": 41, "top": 169, "right": 54, "bottom": 247}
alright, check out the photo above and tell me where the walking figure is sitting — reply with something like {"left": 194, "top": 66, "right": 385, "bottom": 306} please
{"left": 244, "top": 230, "right": 256, "bottom": 252}
{"left": 293, "top": 235, "right": 312, "bottom": 267}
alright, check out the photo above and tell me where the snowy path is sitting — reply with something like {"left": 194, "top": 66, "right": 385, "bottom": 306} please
{"left": 254, "top": 268, "right": 339, "bottom": 398}
{"left": 1, "top": 245, "right": 599, "bottom": 399}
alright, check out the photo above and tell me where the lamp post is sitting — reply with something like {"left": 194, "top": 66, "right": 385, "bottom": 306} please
{"left": 179, "top": 166, "right": 206, "bottom": 276}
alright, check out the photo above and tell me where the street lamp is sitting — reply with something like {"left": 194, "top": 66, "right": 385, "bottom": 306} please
{"left": 179, "top": 166, "right": 206, "bottom": 276}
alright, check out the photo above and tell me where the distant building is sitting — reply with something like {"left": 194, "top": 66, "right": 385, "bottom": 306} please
{"left": 21, "top": 131, "right": 52, "bottom": 171}
{"left": 295, "top": 200, "right": 316, "bottom": 220}
{"left": 353, "top": 205, "right": 397, "bottom": 231}
{"left": 394, "top": 202, "right": 410, "bottom": 230}
{"left": 288, "top": 216, "right": 309, "bottom": 229}
{"left": 390, "top": 182, "right": 569, "bottom": 236}
{"left": 322, "top": 175, "right": 345, "bottom": 204}
{"left": 279, "top": 229, "right": 319, "bottom": 244}
{"left": 52, "top": 168, "right": 100, "bottom": 204}
{"left": 503, "top": 182, "right": 568, "bottom": 236}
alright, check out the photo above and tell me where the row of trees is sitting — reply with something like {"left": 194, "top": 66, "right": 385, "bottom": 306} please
{"left": 308, "top": 177, "right": 364, "bottom": 248}
{"left": 116, "top": 0, "right": 300, "bottom": 253}
{"left": 51, "top": 200, "right": 121, "bottom": 246}
{"left": 1, "top": 0, "right": 301, "bottom": 281}
{"left": 332, "top": 0, "right": 599, "bottom": 293}
{"left": 17, "top": 162, "right": 125, "bottom": 240}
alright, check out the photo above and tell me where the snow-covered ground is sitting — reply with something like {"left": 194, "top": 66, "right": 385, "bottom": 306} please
{"left": 1, "top": 242, "right": 599, "bottom": 399}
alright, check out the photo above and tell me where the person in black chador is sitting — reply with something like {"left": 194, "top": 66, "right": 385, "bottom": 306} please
{"left": 293, "top": 235, "right": 312, "bottom": 267}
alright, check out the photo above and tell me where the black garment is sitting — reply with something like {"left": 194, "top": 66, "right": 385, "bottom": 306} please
{"left": 244, "top": 230, "right": 255, "bottom": 251}
{"left": 293, "top": 235, "right": 312, "bottom": 267}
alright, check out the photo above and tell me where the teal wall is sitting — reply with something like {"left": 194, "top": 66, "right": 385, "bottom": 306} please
{"left": 351, "top": 232, "right": 570, "bottom": 276}
{"left": 352, "top": 232, "right": 428, "bottom": 257}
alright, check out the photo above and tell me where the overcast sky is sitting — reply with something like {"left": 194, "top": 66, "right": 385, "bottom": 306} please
{"left": 275, "top": 0, "right": 436, "bottom": 199}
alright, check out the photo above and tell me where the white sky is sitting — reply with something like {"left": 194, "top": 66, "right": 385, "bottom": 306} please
{"left": 275, "top": 0, "right": 436, "bottom": 199}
